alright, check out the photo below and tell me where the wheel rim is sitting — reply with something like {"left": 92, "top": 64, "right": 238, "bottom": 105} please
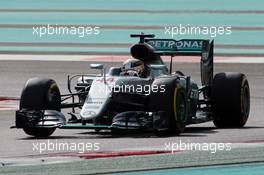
{"left": 47, "top": 83, "right": 60, "bottom": 110}
{"left": 48, "top": 89, "right": 59, "bottom": 103}
{"left": 177, "top": 93, "right": 186, "bottom": 122}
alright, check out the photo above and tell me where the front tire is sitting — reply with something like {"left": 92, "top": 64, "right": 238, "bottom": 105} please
{"left": 20, "top": 78, "right": 61, "bottom": 137}
{"left": 212, "top": 73, "right": 250, "bottom": 128}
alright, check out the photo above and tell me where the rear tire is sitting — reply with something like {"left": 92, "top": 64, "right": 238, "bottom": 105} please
{"left": 20, "top": 78, "right": 61, "bottom": 137}
{"left": 212, "top": 73, "right": 250, "bottom": 128}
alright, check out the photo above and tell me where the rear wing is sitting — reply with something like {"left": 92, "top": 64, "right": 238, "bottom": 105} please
{"left": 130, "top": 34, "right": 214, "bottom": 98}
{"left": 146, "top": 38, "right": 214, "bottom": 97}
{"left": 145, "top": 39, "right": 208, "bottom": 55}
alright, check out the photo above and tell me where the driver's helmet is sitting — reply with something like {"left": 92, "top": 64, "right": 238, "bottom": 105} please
{"left": 121, "top": 58, "right": 146, "bottom": 77}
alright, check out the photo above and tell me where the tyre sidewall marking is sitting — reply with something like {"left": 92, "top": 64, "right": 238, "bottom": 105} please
{"left": 173, "top": 87, "right": 178, "bottom": 121}
{"left": 173, "top": 84, "right": 184, "bottom": 128}
{"left": 240, "top": 76, "right": 249, "bottom": 123}
{"left": 47, "top": 82, "right": 57, "bottom": 103}
{"left": 240, "top": 76, "right": 245, "bottom": 115}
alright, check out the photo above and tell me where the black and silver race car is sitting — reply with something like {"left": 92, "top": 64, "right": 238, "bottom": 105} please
{"left": 13, "top": 33, "right": 250, "bottom": 137}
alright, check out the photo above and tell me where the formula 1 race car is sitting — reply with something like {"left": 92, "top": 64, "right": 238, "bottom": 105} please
{"left": 13, "top": 33, "right": 250, "bottom": 137}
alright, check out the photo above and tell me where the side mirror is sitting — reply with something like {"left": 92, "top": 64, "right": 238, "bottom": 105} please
{"left": 90, "top": 64, "right": 104, "bottom": 70}
{"left": 90, "top": 64, "right": 105, "bottom": 79}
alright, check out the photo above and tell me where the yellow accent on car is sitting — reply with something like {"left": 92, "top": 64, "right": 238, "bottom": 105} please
{"left": 173, "top": 87, "right": 177, "bottom": 121}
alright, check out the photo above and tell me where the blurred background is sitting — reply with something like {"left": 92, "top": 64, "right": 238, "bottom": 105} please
{"left": 0, "top": 0, "right": 263, "bottom": 56}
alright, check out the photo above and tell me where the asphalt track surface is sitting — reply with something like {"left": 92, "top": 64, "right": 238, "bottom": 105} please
{"left": 0, "top": 60, "right": 264, "bottom": 174}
